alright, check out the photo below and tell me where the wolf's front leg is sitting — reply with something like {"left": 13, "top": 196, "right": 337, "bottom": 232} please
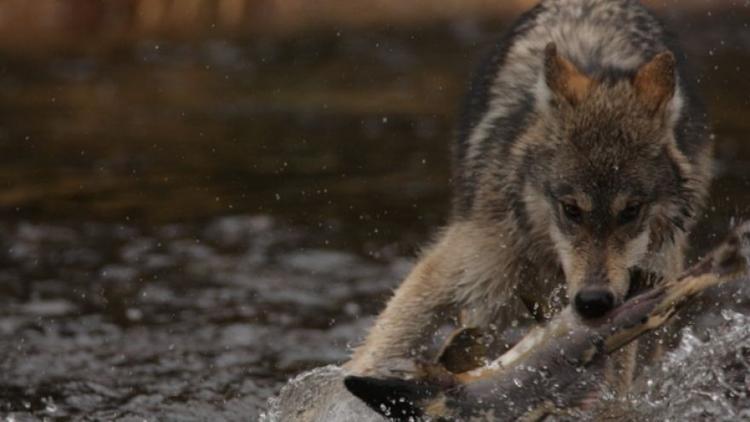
{"left": 346, "top": 221, "right": 508, "bottom": 375}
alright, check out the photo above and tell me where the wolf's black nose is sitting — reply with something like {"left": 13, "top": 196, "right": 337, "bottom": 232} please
{"left": 574, "top": 288, "right": 615, "bottom": 319}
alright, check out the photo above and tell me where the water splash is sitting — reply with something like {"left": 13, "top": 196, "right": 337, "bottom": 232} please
{"left": 631, "top": 310, "right": 750, "bottom": 421}
{"left": 266, "top": 311, "right": 750, "bottom": 421}
{"left": 260, "top": 365, "right": 382, "bottom": 422}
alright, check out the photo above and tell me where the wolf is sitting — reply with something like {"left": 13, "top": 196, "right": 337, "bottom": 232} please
{"left": 346, "top": 0, "right": 713, "bottom": 396}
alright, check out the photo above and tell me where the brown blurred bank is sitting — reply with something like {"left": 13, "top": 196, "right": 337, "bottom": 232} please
{"left": 0, "top": 0, "right": 735, "bottom": 53}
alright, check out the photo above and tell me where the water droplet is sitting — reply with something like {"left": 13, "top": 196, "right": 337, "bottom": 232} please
{"left": 42, "top": 397, "right": 57, "bottom": 414}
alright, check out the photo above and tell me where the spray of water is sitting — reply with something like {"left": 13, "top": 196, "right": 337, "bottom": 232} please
{"left": 266, "top": 310, "right": 750, "bottom": 421}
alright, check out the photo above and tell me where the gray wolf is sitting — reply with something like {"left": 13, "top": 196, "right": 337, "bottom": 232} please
{"left": 346, "top": 0, "right": 713, "bottom": 396}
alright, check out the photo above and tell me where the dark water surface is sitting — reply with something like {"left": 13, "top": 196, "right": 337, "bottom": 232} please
{"left": 0, "top": 10, "right": 749, "bottom": 421}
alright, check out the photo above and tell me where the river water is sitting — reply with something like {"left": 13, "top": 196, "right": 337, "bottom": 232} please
{"left": 0, "top": 9, "right": 749, "bottom": 422}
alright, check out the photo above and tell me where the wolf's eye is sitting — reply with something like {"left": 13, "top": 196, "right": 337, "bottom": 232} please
{"left": 561, "top": 202, "right": 583, "bottom": 223}
{"left": 619, "top": 203, "right": 642, "bottom": 225}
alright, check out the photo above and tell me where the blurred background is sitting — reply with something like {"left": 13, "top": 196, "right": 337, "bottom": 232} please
{"left": 0, "top": 1, "right": 748, "bottom": 420}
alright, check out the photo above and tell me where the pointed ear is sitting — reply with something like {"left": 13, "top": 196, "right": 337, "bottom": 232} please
{"left": 544, "top": 42, "right": 594, "bottom": 106}
{"left": 633, "top": 51, "right": 676, "bottom": 114}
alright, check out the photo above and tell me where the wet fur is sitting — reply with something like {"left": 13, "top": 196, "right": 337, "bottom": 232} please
{"left": 347, "top": 0, "right": 713, "bottom": 394}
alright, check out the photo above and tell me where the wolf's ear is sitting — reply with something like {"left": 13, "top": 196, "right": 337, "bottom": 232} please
{"left": 633, "top": 51, "right": 676, "bottom": 114}
{"left": 544, "top": 42, "right": 593, "bottom": 106}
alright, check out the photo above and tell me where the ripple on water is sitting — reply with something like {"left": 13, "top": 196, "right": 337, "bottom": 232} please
{"left": 0, "top": 216, "right": 400, "bottom": 420}
{"left": 1, "top": 216, "right": 749, "bottom": 420}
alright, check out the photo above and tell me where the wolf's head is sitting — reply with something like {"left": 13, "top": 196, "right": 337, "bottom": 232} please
{"left": 522, "top": 43, "right": 702, "bottom": 319}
